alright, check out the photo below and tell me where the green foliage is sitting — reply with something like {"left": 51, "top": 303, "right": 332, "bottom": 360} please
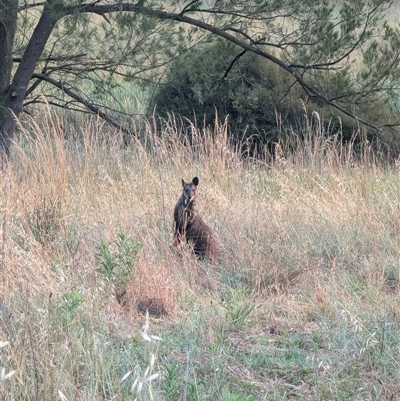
{"left": 119, "top": 316, "right": 163, "bottom": 400}
{"left": 61, "top": 291, "right": 84, "bottom": 317}
{"left": 226, "top": 395, "right": 255, "bottom": 401}
{"left": 185, "top": 381, "right": 200, "bottom": 401}
{"left": 13, "top": 1, "right": 194, "bottom": 122}
{"left": 95, "top": 232, "right": 142, "bottom": 301}
{"left": 223, "top": 289, "right": 255, "bottom": 331}
{"left": 151, "top": 36, "right": 399, "bottom": 152}
{"left": 161, "top": 363, "right": 182, "bottom": 401}
{"left": 151, "top": 38, "right": 305, "bottom": 144}
{"left": 146, "top": 1, "right": 400, "bottom": 153}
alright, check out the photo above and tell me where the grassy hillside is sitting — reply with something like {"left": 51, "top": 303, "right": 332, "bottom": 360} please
{"left": 1, "top": 110, "right": 399, "bottom": 400}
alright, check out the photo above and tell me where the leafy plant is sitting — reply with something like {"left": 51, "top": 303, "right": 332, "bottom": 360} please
{"left": 61, "top": 292, "right": 84, "bottom": 317}
{"left": 162, "top": 363, "right": 182, "bottom": 401}
{"left": 95, "top": 232, "right": 142, "bottom": 303}
{"left": 223, "top": 289, "right": 255, "bottom": 331}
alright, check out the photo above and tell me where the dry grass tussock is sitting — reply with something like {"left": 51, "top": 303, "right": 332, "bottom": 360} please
{"left": 0, "top": 109, "right": 400, "bottom": 399}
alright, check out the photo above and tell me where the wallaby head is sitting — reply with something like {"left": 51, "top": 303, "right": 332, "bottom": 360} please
{"left": 181, "top": 177, "right": 199, "bottom": 206}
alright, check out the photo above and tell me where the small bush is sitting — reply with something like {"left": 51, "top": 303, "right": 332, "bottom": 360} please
{"left": 95, "top": 232, "right": 142, "bottom": 303}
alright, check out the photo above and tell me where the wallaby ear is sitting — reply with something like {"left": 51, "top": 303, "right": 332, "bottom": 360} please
{"left": 192, "top": 177, "right": 199, "bottom": 186}
{"left": 181, "top": 178, "right": 186, "bottom": 187}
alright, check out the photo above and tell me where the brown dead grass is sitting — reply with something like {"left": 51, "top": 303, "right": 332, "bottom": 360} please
{"left": 4, "top": 120, "right": 395, "bottom": 324}
{"left": 1, "top": 110, "right": 399, "bottom": 321}
{"left": 0, "top": 109, "right": 399, "bottom": 400}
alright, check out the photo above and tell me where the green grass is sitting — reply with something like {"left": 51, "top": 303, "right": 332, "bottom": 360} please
{"left": 0, "top": 110, "right": 399, "bottom": 400}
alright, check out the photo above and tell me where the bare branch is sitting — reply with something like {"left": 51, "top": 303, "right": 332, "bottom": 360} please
{"left": 13, "top": 53, "right": 87, "bottom": 63}
{"left": 222, "top": 49, "right": 246, "bottom": 80}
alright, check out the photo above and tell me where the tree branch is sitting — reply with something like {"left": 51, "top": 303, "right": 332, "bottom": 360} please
{"left": 222, "top": 49, "right": 246, "bottom": 81}
{"left": 13, "top": 53, "right": 87, "bottom": 63}
{"left": 287, "top": 4, "right": 381, "bottom": 70}
{"left": 180, "top": 0, "right": 199, "bottom": 15}
{"left": 31, "top": 73, "right": 136, "bottom": 136}
{"left": 18, "top": 2, "right": 46, "bottom": 12}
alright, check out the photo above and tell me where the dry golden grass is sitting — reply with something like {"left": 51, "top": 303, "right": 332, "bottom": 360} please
{"left": 1, "top": 109, "right": 399, "bottom": 400}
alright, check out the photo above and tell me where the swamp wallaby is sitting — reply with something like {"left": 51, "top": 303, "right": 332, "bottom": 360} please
{"left": 173, "top": 177, "right": 217, "bottom": 260}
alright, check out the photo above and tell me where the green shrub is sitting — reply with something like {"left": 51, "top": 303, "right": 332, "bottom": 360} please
{"left": 150, "top": 37, "right": 400, "bottom": 156}
{"left": 95, "top": 232, "right": 142, "bottom": 303}
{"left": 150, "top": 38, "right": 305, "bottom": 145}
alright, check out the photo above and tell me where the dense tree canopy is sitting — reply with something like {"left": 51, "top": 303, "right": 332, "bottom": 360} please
{"left": 1, "top": 0, "right": 400, "bottom": 159}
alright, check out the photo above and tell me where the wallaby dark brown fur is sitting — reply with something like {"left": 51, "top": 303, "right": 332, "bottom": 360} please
{"left": 173, "top": 177, "right": 217, "bottom": 260}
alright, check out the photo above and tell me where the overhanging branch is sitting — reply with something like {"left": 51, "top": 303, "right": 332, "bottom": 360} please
{"left": 31, "top": 73, "right": 135, "bottom": 136}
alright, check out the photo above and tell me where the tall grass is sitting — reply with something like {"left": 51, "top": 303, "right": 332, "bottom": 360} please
{"left": 0, "top": 109, "right": 399, "bottom": 400}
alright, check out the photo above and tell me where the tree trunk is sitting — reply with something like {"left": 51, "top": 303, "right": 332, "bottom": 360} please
{"left": 0, "top": 0, "right": 61, "bottom": 160}
{"left": 0, "top": 0, "right": 18, "bottom": 159}
{"left": 0, "top": 112, "right": 17, "bottom": 160}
